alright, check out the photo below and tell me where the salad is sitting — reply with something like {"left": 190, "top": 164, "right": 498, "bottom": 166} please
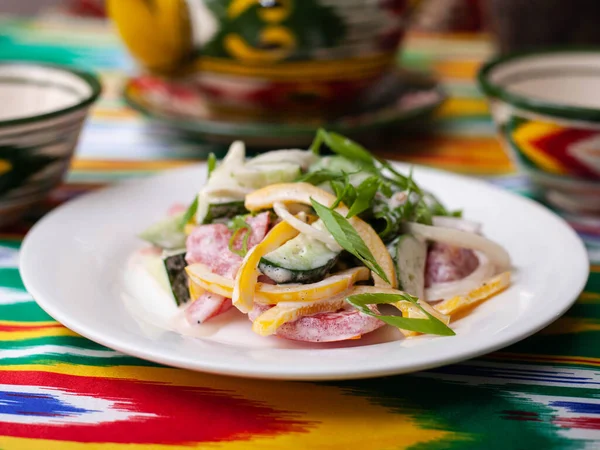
{"left": 139, "top": 130, "right": 511, "bottom": 342}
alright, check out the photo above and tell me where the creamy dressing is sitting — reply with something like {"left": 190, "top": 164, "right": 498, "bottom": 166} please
{"left": 123, "top": 249, "right": 397, "bottom": 349}
{"left": 124, "top": 250, "right": 298, "bottom": 348}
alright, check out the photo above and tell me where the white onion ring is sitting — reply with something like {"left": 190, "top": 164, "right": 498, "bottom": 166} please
{"left": 246, "top": 149, "right": 317, "bottom": 170}
{"left": 405, "top": 222, "right": 511, "bottom": 272}
{"left": 425, "top": 252, "right": 495, "bottom": 301}
{"left": 432, "top": 216, "right": 482, "bottom": 234}
{"left": 273, "top": 202, "right": 341, "bottom": 251}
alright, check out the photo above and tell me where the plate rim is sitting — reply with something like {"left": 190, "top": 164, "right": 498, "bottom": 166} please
{"left": 122, "top": 74, "right": 446, "bottom": 139}
{"left": 20, "top": 164, "right": 590, "bottom": 380}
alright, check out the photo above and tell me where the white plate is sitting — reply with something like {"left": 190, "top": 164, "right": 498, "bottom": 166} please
{"left": 20, "top": 164, "right": 589, "bottom": 380}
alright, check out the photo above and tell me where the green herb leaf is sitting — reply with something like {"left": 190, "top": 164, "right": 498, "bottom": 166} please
{"left": 309, "top": 129, "right": 325, "bottom": 155}
{"left": 346, "top": 176, "right": 380, "bottom": 218}
{"left": 311, "top": 198, "right": 390, "bottom": 284}
{"left": 330, "top": 175, "right": 356, "bottom": 209}
{"left": 207, "top": 153, "right": 217, "bottom": 178}
{"left": 373, "top": 208, "right": 401, "bottom": 241}
{"left": 379, "top": 179, "right": 393, "bottom": 198}
{"left": 346, "top": 293, "right": 455, "bottom": 336}
{"left": 321, "top": 130, "right": 375, "bottom": 166}
{"left": 377, "top": 159, "right": 422, "bottom": 194}
{"left": 179, "top": 196, "right": 198, "bottom": 230}
{"left": 228, "top": 216, "right": 251, "bottom": 257}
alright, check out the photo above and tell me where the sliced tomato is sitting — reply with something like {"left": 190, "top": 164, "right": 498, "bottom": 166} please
{"left": 185, "top": 212, "right": 270, "bottom": 278}
{"left": 185, "top": 292, "right": 233, "bottom": 325}
{"left": 249, "top": 303, "right": 384, "bottom": 343}
{"left": 184, "top": 212, "right": 270, "bottom": 322}
{"left": 425, "top": 243, "right": 479, "bottom": 286}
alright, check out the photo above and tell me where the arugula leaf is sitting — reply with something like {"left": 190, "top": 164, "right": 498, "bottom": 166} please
{"left": 311, "top": 199, "right": 390, "bottom": 284}
{"left": 379, "top": 179, "right": 393, "bottom": 198}
{"left": 228, "top": 216, "right": 251, "bottom": 257}
{"left": 346, "top": 176, "right": 380, "bottom": 218}
{"left": 330, "top": 175, "right": 356, "bottom": 209}
{"left": 377, "top": 159, "right": 422, "bottom": 194}
{"left": 207, "top": 152, "right": 217, "bottom": 178}
{"left": 307, "top": 130, "right": 458, "bottom": 240}
{"left": 373, "top": 208, "right": 401, "bottom": 241}
{"left": 422, "top": 192, "right": 462, "bottom": 218}
{"left": 346, "top": 293, "right": 455, "bottom": 336}
{"left": 179, "top": 196, "right": 199, "bottom": 230}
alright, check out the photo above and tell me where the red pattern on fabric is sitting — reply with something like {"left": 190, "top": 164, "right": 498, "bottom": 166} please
{"left": 0, "top": 371, "right": 308, "bottom": 444}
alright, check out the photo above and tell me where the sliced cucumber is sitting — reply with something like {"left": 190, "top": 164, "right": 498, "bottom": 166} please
{"left": 162, "top": 249, "right": 190, "bottom": 306}
{"left": 234, "top": 162, "right": 301, "bottom": 189}
{"left": 142, "top": 252, "right": 172, "bottom": 295}
{"left": 259, "top": 232, "right": 340, "bottom": 284}
{"left": 139, "top": 213, "right": 186, "bottom": 250}
{"left": 308, "top": 156, "right": 373, "bottom": 186}
{"left": 197, "top": 196, "right": 247, "bottom": 224}
{"left": 393, "top": 234, "right": 427, "bottom": 299}
{"left": 309, "top": 155, "right": 362, "bottom": 173}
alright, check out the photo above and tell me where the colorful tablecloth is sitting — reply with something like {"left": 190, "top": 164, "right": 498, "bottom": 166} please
{"left": 0, "top": 14, "right": 598, "bottom": 450}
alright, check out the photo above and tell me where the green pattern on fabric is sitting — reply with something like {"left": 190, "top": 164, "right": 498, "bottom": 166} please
{"left": 331, "top": 376, "right": 583, "bottom": 450}
{"left": 0, "top": 301, "right": 54, "bottom": 322}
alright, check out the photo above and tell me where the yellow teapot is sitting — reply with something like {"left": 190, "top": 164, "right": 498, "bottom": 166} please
{"left": 109, "top": 0, "right": 418, "bottom": 116}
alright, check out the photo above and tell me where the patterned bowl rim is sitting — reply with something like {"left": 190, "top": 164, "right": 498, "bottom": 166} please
{"left": 0, "top": 61, "right": 102, "bottom": 128}
{"left": 478, "top": 47, "right": 600, "bottom": 123}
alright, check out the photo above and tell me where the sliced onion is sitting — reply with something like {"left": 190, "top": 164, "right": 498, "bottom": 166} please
{"left": 405, "top": 222, "right": 511, "bottom": 272}
{"left": 203, "top": 185, "right": 253, "bottom": 199}
{"left": 201, "top": 140, "right": 251, "bottom": 200}
{"left": 432, "top": 216, "right": 482, "bottom": 234}
{"left": 246, "top": 149, "right": 318, "bottom": 170}
{"left": 425, "top": 252, "right": 495, "bottom": 301}
{"left": 273, "top": 202, "right": 341, "bottom": 251}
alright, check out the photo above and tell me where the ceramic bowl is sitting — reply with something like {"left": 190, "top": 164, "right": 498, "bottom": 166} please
{"left": 110, "top": 0, "right": 414, "bottom": 117}
{"left": 0, "top": 62, "right": 101, "bottom": 225}
{"left": 478, "top": 49, "right": 600, "bottom": 214}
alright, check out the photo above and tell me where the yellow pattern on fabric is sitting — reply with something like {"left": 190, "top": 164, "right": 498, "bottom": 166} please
{"left": 0, "top": 327, "right": 78, "bottom": 341}
{"left": 0, "top": 364, "right": 457, "bottom": 449}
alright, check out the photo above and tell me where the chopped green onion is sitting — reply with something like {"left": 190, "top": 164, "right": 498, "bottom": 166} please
{"left": 207, "top": 153, "right": 217, "bottom": 178}
{"left": 228, "top": 216, "right": 251, "bottom": 257}
{"left": 179, "top": 196, "right": 198, "bottom": 231}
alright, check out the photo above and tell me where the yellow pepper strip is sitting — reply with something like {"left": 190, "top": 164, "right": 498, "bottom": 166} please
{"left": 255, "top": 267, "right": 370, "bottom": 304}
{"left": 186, "top": 264, "right": 233, "bottom": 298}
{"left": 184, "top": 223, "right": 196, "bottom": 236}
{"left": 188, "top": 278, "right": 204, "bottom": 301}
{"left": 186, "top": 264, "right": 370, "bottom": 305}
{"left": 244, "top": 183, "right": 396, "bottom": 288}
{"left": 233, "top": 221, "right": 299, "bottom": 313}
{"left": 434, "top": 271, "right": 511, "bottom": 316}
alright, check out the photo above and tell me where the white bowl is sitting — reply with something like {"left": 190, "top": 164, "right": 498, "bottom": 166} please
{"left": 0, "top": 62, "right": 101, "bottom": 225}
{"left": 478, "top": 49, "right": 600, "bottom": 215}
